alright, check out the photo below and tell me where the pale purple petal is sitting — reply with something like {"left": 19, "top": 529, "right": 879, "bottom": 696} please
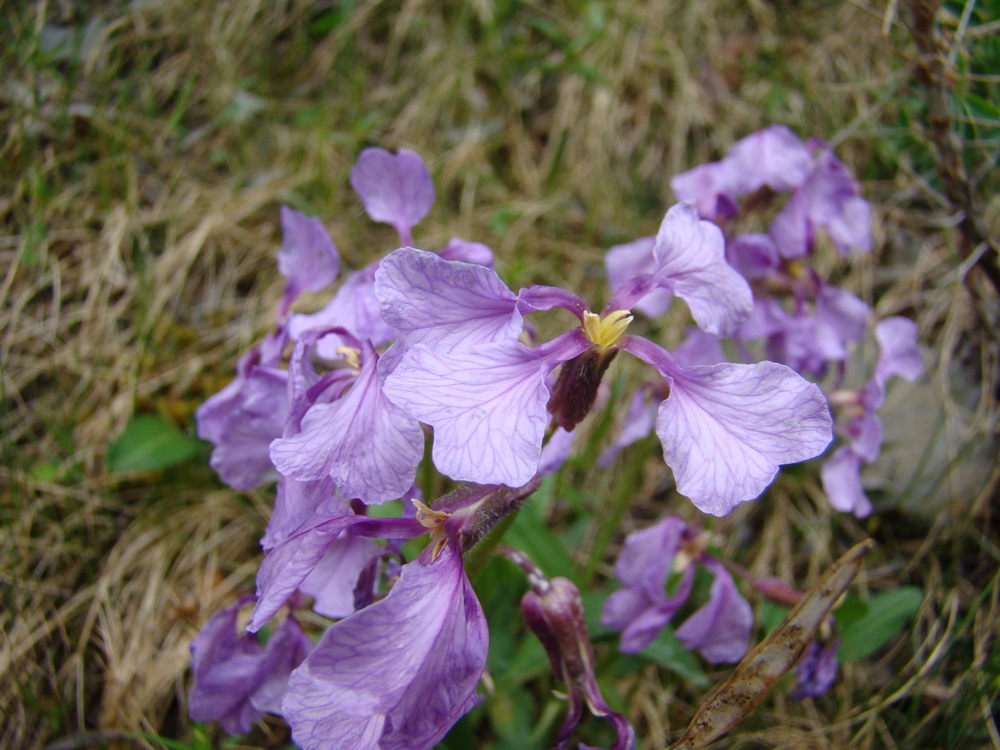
{"left": 251, "top": 512, "right": 423, "bottom": 632}
{"left": 282, "top": 540, "right": 487, "bottom": 750}
{"left": 649, "top": 202, "right": 752, "bottom": 335}
{"left": 624, "top": 336, "right": 832, "bottom": 515}
{"left": 726, "top": 124, "right": 813, "bottom": 194}
{"left": 673, "top": 328, "right": 726, "bottom": 368}
{"left": 278, "top": 206, "right": 340, "bottom": 315}
{"left": 189, "top": 598, "right": 312, "bottom": 733}
{"left": 270, "top": 343, "right": 424, "bottom": 504}
{"left": 605, "top": 236, "right": 673, "bottom": 317}
{"left": 875, "top": 317, "right": 922, "bottom": 382}
{"left": 288, "top": 265, "right": 395, "bottom": 355}
{"left": 598, "top": 385, "right": 658, "bottom": 468}
{"left": 814, "top": 285, "right": 871, "bottom": 358}
{"left": 820, "top": 446, "right": 872, "bottom": 517}
{"left": 350, "top": 148, "right": 435, "bottom": 245}
{"left": 383, "top": 335, "right": 589, "bottom": 487}
{"left": 674, "top": 557, "right": 752, "bottom": 663}
{"left": 197, "top": 363, "right": 289, "bottom": 490}
{"left": 538, "top": 427, "right": 576, "bottom": 476}
{"left": 727, "top": 233, "right": 780, "bottom": 280}
{"left": 768, "top": 188, "right": 812, "bottom": 258}
{"left": 670, "top": 162, "right": 740, "bottom": 220}
{"left": 374, "top": 247, "right": 522, "bottom": 375}
{"left": 826, "top": 195, "right": 873, "bottom": 254}
{"left": 299, "top": 535, "right": 379, "bottom": 619}
{"left": 612, "top": 516, "right": 686, "bottom": 593}
{"left": 601, "top": 516, "right": 695, "bottom": 653}
{"left": 262, "top": 475, "right": 344, "bottom": 551}
{"left": 437, "top": 237, "right": 495, "bottom": 267}
{"left": 607, "top": 568, "right": 695, "bottom": 654}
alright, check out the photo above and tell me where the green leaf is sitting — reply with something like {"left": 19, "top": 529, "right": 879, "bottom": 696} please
{"left": 106, "top": 414, "right": 202, "bottom": 473}
{"left": 837, "top": 587, "right": 924, "bottom": 662}
{"left": 639, "top": 627, "right": 710, "bottom": 688}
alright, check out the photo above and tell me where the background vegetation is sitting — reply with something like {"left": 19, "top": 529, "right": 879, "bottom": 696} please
{"left": 2, "top": 0, "right": 997, "bottom": 748}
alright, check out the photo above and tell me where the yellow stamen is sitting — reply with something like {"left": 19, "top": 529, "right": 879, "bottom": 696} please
{"left": 582, "top": 310, "right": 633, "bottom": 352}
{"left": 335, "top": 346, "right": 362, "bottom": 370}
{"left": 411, "top": 498, "right": 451, "bottom": 562}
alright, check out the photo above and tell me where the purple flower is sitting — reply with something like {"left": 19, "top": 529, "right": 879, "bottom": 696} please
{"left": 196, "top": 341, "right": 289, "bottom": 490}
{"left": 605, "top": 202, "right": 753, "bottom": 337}
{"left": 282, "top": 538, "right": 487, "bottom": 750}
{"left": 350, "top": 147, "right": 435, "bottom": 247}
{"left": 269, "top": 338, "right": 424, "bottom": 505}
{"left": 821, "top": 316, "right": 922, "bottom": 516}
{"left": 377, "top": 206, "right": 830, "bottom": 514}
{"left": 792, "top": 636, "right": 840, "bottom": 699}
{"left": 769, "top": 148, "right": 872, "bottom": 258}
{"left": 670, "top": 125, "right": 813, "bottom": 219}
{"left": 288, "top": 263, "right": 396, "bottom": 357}
{"left": 601, "top": 516, "right": 752, "bottom": 662}
{"left": 277, "top": 206, "right": 340, "bottom": 318}
{"left": 189, "top": 596, "right": 312, "bottom": 734}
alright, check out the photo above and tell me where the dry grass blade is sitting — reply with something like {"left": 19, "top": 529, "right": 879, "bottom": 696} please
{"left": 667, "top": 539, "right": 877, "bottom": 750}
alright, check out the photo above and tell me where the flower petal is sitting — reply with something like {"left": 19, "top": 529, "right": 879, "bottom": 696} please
{"left": 278, "top": 206, "right": 340, "bottom": 315}
{"left": 350, "top": 148, "right": 434, "bottom": 244}
{"left": 624, "top": 337, "right": 832, "bottom": 515}
{"left": 604, "top": 236, "right": 673, "bottom": 318}
{"left": 189, "top": 598, "right": 312, "bottom": 733}
{"left": 282, "top": 540, "right": 487, "bottom": 750}
{"left": 875, "top": 316, "right": 922, "bottom": 383}
{"left": 374, "top": 247, "right": 521, "bottom": 375}
{"left": 384, "top": 336, "right": 588, "bottom": 487}
{"left": 674, "top": 558, "right": 752, "bottom": 663}
{"left": 650, "top": 202, "right": 752, "bottom": 335}
{"left": 820, "top": 446, "right": 872, "bottom": 517}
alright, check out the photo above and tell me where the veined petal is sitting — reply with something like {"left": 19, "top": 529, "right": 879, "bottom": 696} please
{"left": 350, "top": 148, "right": 434, "bottom": 244}
{"left": 384, "top": 335, "right": 589, "bottom": 487}
{"left": 270, "top": 342, "right": 423, "bottom": 504}
{"left": 650, "top": 202, "right": 752, "bottom": 335}
{"left": 375, "top": 247, "right": 521, "bottom": 375}
{"left": 624, "top": 336, "right": 831, "bottom": 515}
{"left": 437, "top": 237, "right": 495, "bottom": 267}
{"left": 251, "top": 512, "right": 424, "bottom": 632}
{"left": 299, "top": 535, "right": 379, "bottom": 619}
{"left": 197, "top": 363, "right": 288, "bottom": 491}
{"left": 283, "top": 540, "right": 487, "bottom": 750}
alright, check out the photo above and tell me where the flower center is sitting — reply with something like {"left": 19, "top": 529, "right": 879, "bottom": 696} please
{"left": 411, "top": 498, "right": 451, "bottom": 561}
{"left": 582, "top": 310, "right": 633, "bottom": 352}
{"left": 335, "top": 345, "right": 362, "bottom": 370}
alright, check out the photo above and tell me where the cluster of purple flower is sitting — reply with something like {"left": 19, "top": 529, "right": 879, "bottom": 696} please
{"left": 604, "top": 125, "right": 923, "bottom": 518}
{"left": 189, "top": 133, "right": 916, "bottom": 748}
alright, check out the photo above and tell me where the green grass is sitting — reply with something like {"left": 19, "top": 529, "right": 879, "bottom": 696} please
{"left": 2, "top": 1, "right": 998, "bottom": 748}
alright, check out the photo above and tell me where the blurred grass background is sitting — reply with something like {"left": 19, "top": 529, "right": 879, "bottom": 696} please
{"left": 1, "top": 0, "right": 998, "bottom": 748}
